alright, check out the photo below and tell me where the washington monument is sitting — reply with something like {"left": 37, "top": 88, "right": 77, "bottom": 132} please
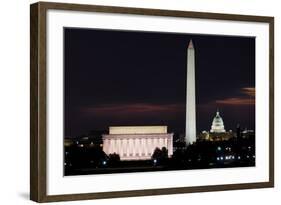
{"left": 186, "top": 39, "right": 196, "bottom": 145}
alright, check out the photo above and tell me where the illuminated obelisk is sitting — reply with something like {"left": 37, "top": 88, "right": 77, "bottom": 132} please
{"left": 185, "top": 39, "right": 196, "bottom": 145}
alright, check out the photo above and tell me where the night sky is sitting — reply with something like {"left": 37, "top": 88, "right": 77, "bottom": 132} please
{"left": 64, "top": 28, "right": 255, "bottom": 137}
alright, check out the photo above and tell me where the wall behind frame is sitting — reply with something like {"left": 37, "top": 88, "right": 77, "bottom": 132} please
{"left": 0, "top": 0, "right": 279, "bottom": 205}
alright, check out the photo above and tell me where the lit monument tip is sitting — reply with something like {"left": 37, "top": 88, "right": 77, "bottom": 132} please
{"left": 188, "top": 39, "right": 194, "bottom": 49}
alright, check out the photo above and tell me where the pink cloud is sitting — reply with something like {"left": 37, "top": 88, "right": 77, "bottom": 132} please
{"left": 216, "top": 87, "right": 255, "bottom": 106}
{"left": 81, "top": 103, "right": 185, "bottom": 117}
{"left": 241, "top": 87, "right": 255, "bottom": 97}
{"left": 216, "top": 98, "right": 255, "bottom": 105}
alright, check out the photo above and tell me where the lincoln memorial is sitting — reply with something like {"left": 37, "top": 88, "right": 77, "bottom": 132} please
{"left": 102, "top": 126, "right": 173, "bottom": 160}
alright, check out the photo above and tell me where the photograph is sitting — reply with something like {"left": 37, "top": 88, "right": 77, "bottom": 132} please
{"left": 63, "top": 28, "right": 256, "bottom": 176}
{"left": 30, "top": 2, "right": 274, "bottom": 202}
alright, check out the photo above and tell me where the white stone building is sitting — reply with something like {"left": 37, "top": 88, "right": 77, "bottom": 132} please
{"left": 210, "top": 110, "right": 226, "bottom": 133}
{"left": 102, "top": 126, "right": 173, "bottom": 161}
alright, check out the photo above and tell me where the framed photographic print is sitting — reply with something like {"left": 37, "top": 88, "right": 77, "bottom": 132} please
{"left": 30, "top": 1, "right": 274, "bottom": 202}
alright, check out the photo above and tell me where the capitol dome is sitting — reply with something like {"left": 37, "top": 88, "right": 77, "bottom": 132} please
{"left": 210, "top": 110, "right": 226, "bottom": 133}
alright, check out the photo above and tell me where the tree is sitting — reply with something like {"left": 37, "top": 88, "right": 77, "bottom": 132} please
{"left": 161, "top": 147, "right": 168, "bottom": 159}
{"left": 108, "top": 153, "right": 120, "bottom": 167}
{"left": 152, "top": 147, "right": 162, "bottom": 159}
{"left": 152, "top": 147, "right": 168, "bottom": 165}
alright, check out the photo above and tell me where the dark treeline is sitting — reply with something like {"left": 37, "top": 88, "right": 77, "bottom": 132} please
{"left": 64, "top": 136, "right": 255, "bottom": 176}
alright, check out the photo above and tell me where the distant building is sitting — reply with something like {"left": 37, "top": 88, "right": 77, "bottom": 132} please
{"left": 64, "top": 138, "right": 74, "bottom": 147}
{"left": 236, "top": 124, "right": 241, "bottom": 139}
{"left": 210, "top": 110, "right": 226, "bottom": 133}
{"left": 172, "top": 133, "right": 186, "bottom": 151}
{"left": 64, "top": 130, "right": 105, "bottom": 148}
{"left": 102, "top": 126, "right": 173, "bottom": 161}
{"left": 198, "top": 110, "right": 234, "bottom": 141}
{"left": 242, "top": 129, "right": 255, "bottom": 139}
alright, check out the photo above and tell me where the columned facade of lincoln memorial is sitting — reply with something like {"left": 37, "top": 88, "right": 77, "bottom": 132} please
{"left": 102, "top": 126, "right": 173, "bottom": 161}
